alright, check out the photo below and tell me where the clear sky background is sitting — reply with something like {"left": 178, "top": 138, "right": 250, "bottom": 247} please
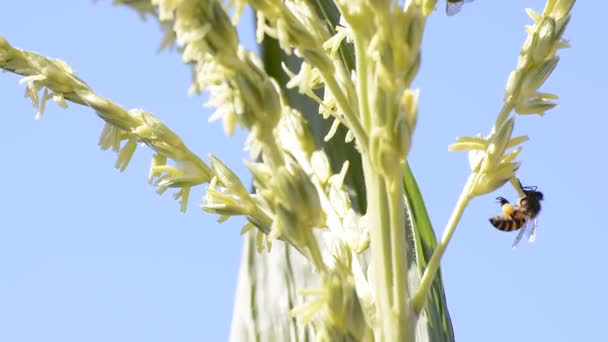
{"left": 0, "top": 1, "right": 603, "bottom": 341}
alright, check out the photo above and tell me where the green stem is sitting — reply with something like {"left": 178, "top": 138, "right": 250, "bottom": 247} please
{"left": 412, "top": 174, "right": 474, "bottom": 314}
{"left": 363, "top": 159, "right": 414, "bottom": 342}
{"left": 387, "top": 178, "right": 408, "bottom": 322}
{"left": 493, "top": 100, "right": 515, "bottom": 133}
{"left": 353, "top": 32, "right": 371, "bottom": 132}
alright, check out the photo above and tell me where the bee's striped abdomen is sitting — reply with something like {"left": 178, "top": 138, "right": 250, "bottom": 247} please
{"left": 489, "top": 216, "right": 526, "bottom": 231}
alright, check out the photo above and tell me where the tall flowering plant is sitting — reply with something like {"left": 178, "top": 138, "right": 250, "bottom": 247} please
{"left": 0, "top": 0, "right": 574, "bottom": 340}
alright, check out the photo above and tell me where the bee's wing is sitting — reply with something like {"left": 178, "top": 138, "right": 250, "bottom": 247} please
{"left": 446, "top": 1, "right": 464, "bottom": 16}
{"left": 511, "top": 220, "right": 529, "bottom": 249}
{"left": 527, "top": 217, "right": 539, "bottom": 243}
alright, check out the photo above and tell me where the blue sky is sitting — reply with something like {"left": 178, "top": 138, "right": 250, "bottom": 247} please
{"left": 0, "top": 1, "right": 603, "bottom": 341}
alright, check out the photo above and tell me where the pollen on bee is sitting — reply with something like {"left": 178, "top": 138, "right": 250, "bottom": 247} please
{"left": 501, "top": 203, "right": 514, "bottom": 217}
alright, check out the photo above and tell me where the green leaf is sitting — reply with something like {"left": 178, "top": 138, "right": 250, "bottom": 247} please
{"left": 403, "top": 163, "right": 455, "bottom": 342}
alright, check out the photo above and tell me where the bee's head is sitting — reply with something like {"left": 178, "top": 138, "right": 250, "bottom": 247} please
{"left": 524, "top": 189, "right": 543, "bottom": 201}
{"left": 535, "top": 191, "right": 544, "bottom": 201}
{"left": 519, "top": 179, "right": 543, "bottom": 201}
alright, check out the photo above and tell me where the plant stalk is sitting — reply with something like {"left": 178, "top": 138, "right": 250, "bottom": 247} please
{"left": 363, "top": 158, "right": 414, "bottom": 342}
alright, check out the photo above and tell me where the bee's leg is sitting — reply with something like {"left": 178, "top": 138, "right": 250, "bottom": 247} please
{"left": 496, "top": 197, "right": 514, "bottom": 217}
{"left": 496, "top": 196, "right": 510, "bottom": 205}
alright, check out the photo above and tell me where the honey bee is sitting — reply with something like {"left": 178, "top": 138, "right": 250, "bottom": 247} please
{"left": 489, "top": 180, "right": 544, "bottom": 248}
{"left": 446, "top": 0, "right": 475, "bottom": 16}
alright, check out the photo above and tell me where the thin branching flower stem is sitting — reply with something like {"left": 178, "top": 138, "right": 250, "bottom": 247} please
{"left": 413, "top": 0, "right": 575, "bottom": 316}
{"left": 322, "top": 74, "right": 369, "bottom": 149}
{"left": 413, "top": 100, "right": 515, "bottom": 313}
{"left": 353, "top": 31, "right": 371, "bottom": 131}
{"left": 494, "top": 100, "right": 516, "bottom": 131}
{"left": 412, "top": 176, "right": 474, "bottom": 313}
